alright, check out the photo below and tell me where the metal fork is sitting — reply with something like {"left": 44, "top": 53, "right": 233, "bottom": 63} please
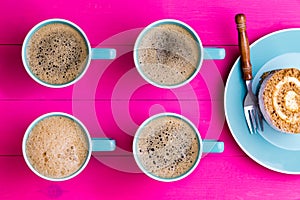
{"left": 235, "top": 14, "right": 263, "bottom": 134}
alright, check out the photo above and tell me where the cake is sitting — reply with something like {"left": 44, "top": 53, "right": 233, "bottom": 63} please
{"left": 258, "top": 68, "right": 300, "bottom": 133}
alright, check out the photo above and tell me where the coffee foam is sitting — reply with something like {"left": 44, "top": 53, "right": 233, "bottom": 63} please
{"left": 136, "top": 116, "right": 199, "bottom": 179}
{"left": 26, "top": 23, "right": 88, "bottom": 85}
{"left": 25, "top": 116, "right": 89, "bottom": 179}
{"left": 137, "top": 24, "right": 200, "bottom": 86}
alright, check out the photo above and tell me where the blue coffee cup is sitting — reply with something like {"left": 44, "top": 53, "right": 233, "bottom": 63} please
{"left": 133, "top": 112, "right": 224, "bottom": 182}
{"left": 22, "top": 112, "right": 116, "bottom": 181}
{"left": 134, "top": 19, "right": 225, "bottom": 89}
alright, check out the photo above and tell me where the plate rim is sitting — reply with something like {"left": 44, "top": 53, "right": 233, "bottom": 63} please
{"left": 224, "top": 28, "right": 300, "bottom": 175}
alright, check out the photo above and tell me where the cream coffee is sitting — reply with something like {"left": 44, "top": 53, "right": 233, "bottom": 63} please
{"left": 25, "top": 115, "right": 89, "bottom": 179}
{"left": 134, "top": 19, "right": 226, "bottom": 89}
{"left": 23, "top": 112, "right": 116, "bottom": 181}
{"left": 136, "top": 23, "right": 200, "bottom": 87}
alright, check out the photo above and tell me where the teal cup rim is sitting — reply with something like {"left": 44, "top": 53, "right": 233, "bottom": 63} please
{"left": 21, "top": 18, "right": 92, "bottom": 88}
{"left": 22, "top": 112, "right": 93, "bottom": 181}
{"left": 132, "top": 112, "right": 203, "bottom": 182}
{"left": 133, "top": 19, "right": 204, "bottom": 89}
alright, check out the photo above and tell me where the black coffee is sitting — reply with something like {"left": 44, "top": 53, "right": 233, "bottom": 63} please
{"left": 26, "top": 23, "right": 88, "bottom": 85}
{"left": 136, "top": 115, "right": 200, "bottom": 179}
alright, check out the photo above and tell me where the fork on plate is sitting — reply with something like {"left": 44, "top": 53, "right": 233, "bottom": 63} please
{"left": 235, "top": 13, "right": 263, "bottom": 134}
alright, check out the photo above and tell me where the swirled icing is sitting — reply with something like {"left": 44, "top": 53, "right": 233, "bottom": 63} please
{"left": 273, "top": 76, "right": 300, "bottom": 123}
{"left": 258, "top": 68, "right": 300, "bottom": 134}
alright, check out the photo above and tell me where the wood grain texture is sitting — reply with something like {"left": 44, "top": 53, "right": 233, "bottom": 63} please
{"left": 0, "top": 100, "right": 224, "bottom": 155}
{"left": 1, "top": 0, "right": 300, "bottom": 199}
{"left": 1, "top": 156, "right": 299, "bottom": 199}
{"left": 0, "top": 45, "right": 232, "bottom": 100}
{"left": 1, "top": 1, "right": 300, "bottom": 45}
{"left": 235, "top": 14, "right": 253, "bottom": 80}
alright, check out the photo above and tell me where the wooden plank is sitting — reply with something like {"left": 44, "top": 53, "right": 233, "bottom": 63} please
{"left": 0, "top": 100, "right": 73, "bottom": 155}
{"left": 3, "top": 1, "right": 300, "bottom": 199}
{"left": 0, "top": 100, "right": 227, "bottom": 155}
{"left": 1, "top": 1, "right": 300, "bottom": 45}
{"left": 0, "top": 155, "right": 298, "bottom": 199}
{"left": 0, "top": 45, "right": 235, "bottom": 100}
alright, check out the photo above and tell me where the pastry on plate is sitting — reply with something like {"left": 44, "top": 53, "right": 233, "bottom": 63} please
{"left": 258, "top": 68, "right": 300, "bottom": 134}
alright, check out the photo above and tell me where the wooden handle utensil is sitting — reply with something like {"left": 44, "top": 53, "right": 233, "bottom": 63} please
{"left": 235, "top": 14, "right": 252, "bottom": 80}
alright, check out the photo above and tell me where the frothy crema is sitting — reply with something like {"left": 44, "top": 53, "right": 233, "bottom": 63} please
{"left": 136, "top": 23, "right": 200, "bottom": 86}
{"left": 26, "top": 23, "right": 88, "bottom": 85}
{"left": 25, "top": 115, "right": 89, "bottom": 179}
{"left": 135, "top": 115, "right": 200, "bottom": 179}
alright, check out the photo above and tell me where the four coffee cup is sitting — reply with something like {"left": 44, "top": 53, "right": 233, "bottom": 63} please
{"left": 21, "top": 18, "right": 225, "bottom": 181}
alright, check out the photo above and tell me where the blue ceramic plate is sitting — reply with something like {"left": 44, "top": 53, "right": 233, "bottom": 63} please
{"left": 225, "top": 29, "right": 300, "bottom": 174}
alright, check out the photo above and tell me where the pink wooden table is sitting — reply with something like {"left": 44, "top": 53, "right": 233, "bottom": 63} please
{"left": 1, "top": 0, "right": 300, "bottom": 199}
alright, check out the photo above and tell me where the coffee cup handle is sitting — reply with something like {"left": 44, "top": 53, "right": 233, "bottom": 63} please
{"left": 202, "top": 140, "right": 224, "bottom": 153}
{"left": 91, "top": 138, "right": 116, "bottom": 151}
{"left": 203, "top": 48, "right": 226, "bottom": 60}
{"left": 91, "top": 48, "right": 116, "bottom": 60}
